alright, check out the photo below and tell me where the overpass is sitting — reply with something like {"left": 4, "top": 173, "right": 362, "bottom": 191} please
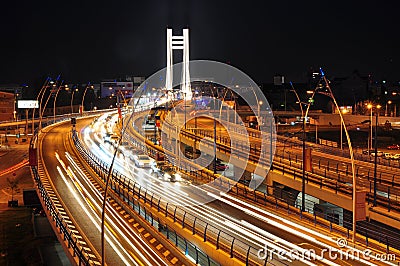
{"left": 24, "top": 109, "right": 400, "bottom": 265}
{"left": 153, "top": 111, "right": 400, "bottom": 240}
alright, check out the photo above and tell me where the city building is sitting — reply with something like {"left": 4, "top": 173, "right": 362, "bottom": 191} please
{"left": 100, "top": 76, "right": 145, "bottom": 98}
{"left": 0, "top": 91, "right": 15, "bottom": 121}
{"left": 0, "top": 84, "right": 23, "bottom": 95}
{"left": 331, "top": 70, "right": 370, "bottom": 112}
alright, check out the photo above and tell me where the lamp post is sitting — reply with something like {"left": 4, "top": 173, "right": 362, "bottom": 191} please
{"left": 100, "top": 91, "right": 147, "bottom": 266}
{"left": 53, "top": 84, "right": 67, "bottom": 123}
{"left": 372, "top": 104, "right": 381, "bottom": 206}
{"left": 233, "top": 93, "right": 238, "bottom": 124}
{"left": 299, "top": 88, "right": 318, "bottom": 212}
{"left": 319, "top": 69, "right": 357, "bottom": 242}
{"left": 258, "top": 100, "right": 263, "bottom": 130}
{"left": 385, "top": 100, "right": 392, "bottom": 117}
{"left": 367, "top": 104, "right": 373, "bottom": 154}
{"left": 306, "top": 69, "right": 357, "bottom": 242}
{"left": 71, "top": 88, "right": 78, "bottom": 114}
{"left": 32, "top": 77, "right": 51, "bottom": 135}
{"left": 39, "top": 81, "right": 58, "bottom": 131}
{"left": 81, "top": 83, "right": 92, "bottom": 115}
{"left": 289, "top": 81, "right": 304, "bottom": 117}
{"left": 290, "top": 82, "right": 308, "bottom": 212}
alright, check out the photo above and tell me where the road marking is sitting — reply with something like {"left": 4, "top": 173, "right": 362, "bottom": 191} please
{"left": 163, "top": 250, "right": 170, "bottom": 257}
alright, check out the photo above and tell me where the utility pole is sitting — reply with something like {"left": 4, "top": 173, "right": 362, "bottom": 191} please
{"left": 373, "top": 109, "right": 378, "bottom": 206}
{"left": 302, "top": 116, "right": 306, "bottom": 212}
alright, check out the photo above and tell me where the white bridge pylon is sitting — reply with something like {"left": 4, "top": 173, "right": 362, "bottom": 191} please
{"left": 166, "top": 28, "right": 192, "bottom": 101}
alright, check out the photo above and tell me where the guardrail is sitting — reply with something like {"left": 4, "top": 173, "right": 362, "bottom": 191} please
{"left": 30, "top": 166, "right": 93, "bottom": 265}
{"left": 159, "top": 116, "right": 400, "bottom": 212}
{"left": 273, "top": 149, "right": 400, "bottom": 208}
{"left": 28, "top": 110, "right": 115, "bottom": 265}
{"left": 99, "top": 110, "right": 400, "bottom": 255}
{"left": 72, "top": 132, "right": 277, "bottom": 266}
{"left": 155, "top": 114, "right": 400, "bottom": 251}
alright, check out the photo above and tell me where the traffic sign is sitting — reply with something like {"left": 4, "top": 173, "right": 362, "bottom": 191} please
{"left": 17, "top": 100, "right": 39, "bottom": 109}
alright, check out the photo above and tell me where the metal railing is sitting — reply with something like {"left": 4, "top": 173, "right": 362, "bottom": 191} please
{"left": 72, "top": 132, "right": 283, "bottom": 266}
{"left": 151, "top": 114, "right": 400, "bottom": 252}
{"left": 30, "top": 166, "right": 94, "bottom": 265}
{"left": 28, "top": 109, "right": 117, "bottom": 265}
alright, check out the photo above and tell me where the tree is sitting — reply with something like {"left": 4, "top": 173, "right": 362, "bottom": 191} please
{"left": 7, "top": 177, "right": 19, "bottom": 202}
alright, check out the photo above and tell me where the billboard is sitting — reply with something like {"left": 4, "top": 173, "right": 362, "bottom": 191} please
{"left": 18, "top": 100, "right": 39, "bottom": 109}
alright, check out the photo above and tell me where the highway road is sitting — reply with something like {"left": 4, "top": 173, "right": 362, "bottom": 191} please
{"left": 173, "top": 115, "right": 400, "bottom": 210}
{"left": 77, "top": 111, "right": 395, "bottom": 266}
{"left": 39, "top": 118, "right": 182, "bottom": 266}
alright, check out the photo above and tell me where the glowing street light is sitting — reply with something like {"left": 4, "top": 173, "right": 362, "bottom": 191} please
{"left": 367, "top": 103, "right": 381, "bottom": 207}
{"left": 385, "top": 100, "right": 392, "bottom": 116}
{"left": 313, "top": 68, "right": 358, "bottom": 243}
{"left": 81, "top": 83, "right": 93, "bottom": 115}
{"left": 71, "top": 88, "right": 79, "bottom": 114}
{"left": 258, "top": 100, "right": 263, "bottom": 129}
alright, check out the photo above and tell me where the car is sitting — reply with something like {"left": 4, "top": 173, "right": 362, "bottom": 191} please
{"left": 103, "top": 133, "right": 112, "bottom": 143}
{"left": 362, "top": 149, "right": 375, "bottom": 155}
{"left": 383, "top": 153, "right": 392, "bottom": 160}
{"left": 131, "top": 154, "right": 153, "bottom": 168}
{"left": 215, "top": 163, "right": 229, "bottom": 171}
{"left": 142, "top": 120, "right": 156, "bottom": 131}
{"left": 387, "top": 144, "right": 400, "bottom": 150}
{"left": 370, "top": 151, "right": 383, "bottom": 157}
{"left": 391, "top": 154, "right": 400, "bottom": 160}
{"left": 162, "top": 166, "right": 182, "bottom": 182}
{"left": 110, "top": 135, "right": 119, "bottom": 146}
{"left": 150, "top": 164, "right": 181, "bottom": 182}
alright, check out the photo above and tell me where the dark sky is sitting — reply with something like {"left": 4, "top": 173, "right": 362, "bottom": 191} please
{"left": 0, "top": 0, "right": 399, "bottom": 85}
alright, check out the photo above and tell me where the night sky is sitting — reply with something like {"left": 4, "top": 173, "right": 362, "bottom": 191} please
{"left": 1, "top": 0, "right": 399, "bottom": 86}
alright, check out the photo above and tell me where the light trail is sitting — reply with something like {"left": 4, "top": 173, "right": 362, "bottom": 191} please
{"left": 64, "top": 152, "right": 167, "bottom": 266}
{"left": 56, "top": 151, "right": 165, "bottom": 266}
{"left": 84, "top": 112, "right": 394, "bottom": 266}
{"left": 56, "top": 165, "right": 135, "bottom": 266}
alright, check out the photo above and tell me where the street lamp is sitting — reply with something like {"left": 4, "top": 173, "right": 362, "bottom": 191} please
{"left": 39, "top": 80, "right": 59, "bottom": 131}
{"left": 290, "top": 82, "right": 304, "bottom": 117}
{"left": 306, "top": 69, "right": 358, "bottom": 242}
{"left": 31, "top": 77, "right": 51, "bottom": 136}
{"left": 367, "top": 103, "right": 381, "bottom": 154}
{"left": 290, "top": 82, "right": 311, "bottom": 212}
{"left": 385, "top": 100, "right": 392, "bottom": 117}
{"left": 300, "top": 90, "right": 317, "bottom": 212}
{"left": 367, "top": 103, "right": 373, "bottom": 154}
{"left": 71, "top": 88, "right": 79, "bottom": 114}
{"left": 81, "top": 84, "right": 93, "bottom": 115}
{"left": 319, "top": 69, "right": 357, "bottom": 243}
{"left": 258, "top": 100, "right": 263, "bottom": 130}
{"left": 100, "top": 92, "right": 148, "bottom": 266}
{"left": 367, "top": 103, "right": 381, "bottom": 207}
{"left": 53, "top": 84, "right": 67, "bottom": 123}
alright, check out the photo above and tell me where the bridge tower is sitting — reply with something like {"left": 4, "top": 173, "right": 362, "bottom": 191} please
{"left": 166, "top": 28, "right": 192, "bottom": 101}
